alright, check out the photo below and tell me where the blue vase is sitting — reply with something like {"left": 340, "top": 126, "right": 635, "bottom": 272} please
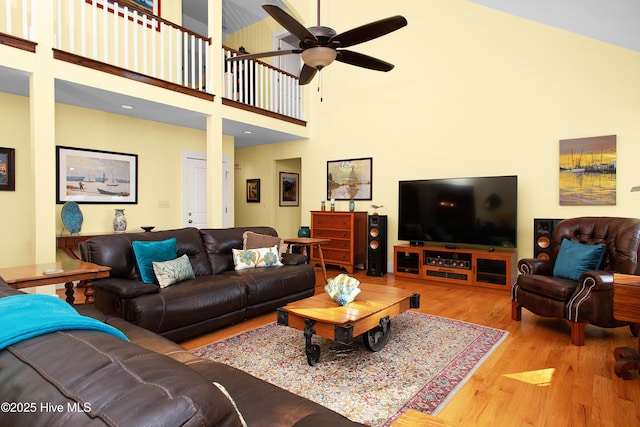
{"left": 349, "top": 199, "right": 355, "bottom": 212}
{"left": 298, "top": 226, "right": 310, "bottom": 238}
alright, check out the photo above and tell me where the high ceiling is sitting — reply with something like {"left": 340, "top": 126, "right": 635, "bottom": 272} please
{"left": 1, "top": 1, "right": 638, "bottom": 147}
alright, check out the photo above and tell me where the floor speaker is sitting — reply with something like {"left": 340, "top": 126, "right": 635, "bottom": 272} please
{"left": 367, "top": 215, "right": 387, "bottom": 276}
{"left": 534, "top": 218, "right": 563, "bottom": 259}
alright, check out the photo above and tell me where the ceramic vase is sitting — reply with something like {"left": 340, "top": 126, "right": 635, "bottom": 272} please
{"left": 349, "top": 199, "right": 355, "bottom": 212}
{"left": 113, "top": 208, "right": 127, "bottom": 232}
{"left": 298, "top": 226, "right": 310, "bottom": 238}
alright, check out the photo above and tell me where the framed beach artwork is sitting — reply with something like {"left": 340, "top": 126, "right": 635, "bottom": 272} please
{"left": 327, "top": 157, "right": 372, "bottom": 200}
{"left": 0, "top": 147, "right": 15, "bottom": 191}
{"left": 56, "top": 146, "right": 138, "bottom": 204}
{"left": 246, "top": 178, "right": 260, "bottom": 203}
{"left": 279, "top": 172, "right": 299, "bottom": 206}
{"left": 559, "top": 135, "right": 616, "bottom": 206}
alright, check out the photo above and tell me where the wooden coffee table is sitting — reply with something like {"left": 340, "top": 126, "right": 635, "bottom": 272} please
{"left": 277, "top": 283, "right": 420, "bottom": 365}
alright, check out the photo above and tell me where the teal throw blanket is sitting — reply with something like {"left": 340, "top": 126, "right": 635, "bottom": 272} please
{"left": 0, "top": 294, "right": 128, "bottom": 350}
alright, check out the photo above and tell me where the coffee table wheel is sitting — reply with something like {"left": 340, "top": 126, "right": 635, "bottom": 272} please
{"left": 364, "top": 316, "right": 391, "bottom": 352}
{"left": 306, "top": 344, "right": 321, "bottom": 366}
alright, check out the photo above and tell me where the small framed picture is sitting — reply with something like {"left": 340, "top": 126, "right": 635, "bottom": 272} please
{"left": 0, "top": 147, "right": 15, "bottom": 191}
{"left": 279, "top": 172, "right": 299, "bottom": 206}
{"left": 246, "top": 178, "right": 260, "bottom": 203}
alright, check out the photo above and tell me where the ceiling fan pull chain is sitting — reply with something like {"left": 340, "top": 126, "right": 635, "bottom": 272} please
{"left": 318, "top": 72, "right": 323, "bottom": 102}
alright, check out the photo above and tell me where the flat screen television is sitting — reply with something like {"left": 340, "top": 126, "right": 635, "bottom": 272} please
{"left": 398, "top": 175, "right": 518, "bottom": 248}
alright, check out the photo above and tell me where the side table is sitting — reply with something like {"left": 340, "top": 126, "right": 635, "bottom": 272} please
{"left": 0, "top": 260, "right": 110, "bottom": 305}
{"left": 284, "top": 237, "right": 331, "bottom": 283}
{"left": 612, "top": 273, "right": 640, "bottom": 379}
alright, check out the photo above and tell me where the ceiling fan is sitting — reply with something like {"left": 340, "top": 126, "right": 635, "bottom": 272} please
{"left": 226, "top": 2, "right": 408, "bottom": 85}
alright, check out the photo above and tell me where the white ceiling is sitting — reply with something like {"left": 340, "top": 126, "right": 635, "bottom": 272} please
{"left": 1, "top": 0, "right": 639, "bottom": 147}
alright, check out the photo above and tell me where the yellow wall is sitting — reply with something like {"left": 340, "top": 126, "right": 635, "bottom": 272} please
{"left": 233, "top": 0, "right": 640, "bottom": 259}
{"left": 54, "top": 103, "right": 206, "bottom": 234}
{"left": 0, "top": 93, "right": 34, "bottom": 266}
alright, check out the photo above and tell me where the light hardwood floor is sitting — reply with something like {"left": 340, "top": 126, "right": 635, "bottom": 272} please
{"left": 178, "top": 266, "right": 640, "bottom": 427}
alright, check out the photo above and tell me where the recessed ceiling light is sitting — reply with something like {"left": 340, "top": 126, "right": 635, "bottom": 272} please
{"left": 243, "top": 130, "right": 253, "bottom": 134}
{"left": 120, "top": 104, "right": 134, "bottom": 110}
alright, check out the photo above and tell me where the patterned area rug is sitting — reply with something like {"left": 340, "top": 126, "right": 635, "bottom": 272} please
{"left": 191, "top": 311, "right": 508, "bottom": 426}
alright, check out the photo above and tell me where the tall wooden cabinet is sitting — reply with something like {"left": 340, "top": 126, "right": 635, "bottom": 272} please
{"left": 310, "top": 211, "right": 367, "bottom": 273}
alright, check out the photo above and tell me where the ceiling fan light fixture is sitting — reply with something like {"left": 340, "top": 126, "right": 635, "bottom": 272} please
{"left": 301, "top": 47, "right": 337, "bottom": 70}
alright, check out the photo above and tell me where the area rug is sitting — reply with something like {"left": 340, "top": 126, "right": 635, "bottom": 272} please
{"left": 191, "top": 311, "right": 508, "bottom": 426}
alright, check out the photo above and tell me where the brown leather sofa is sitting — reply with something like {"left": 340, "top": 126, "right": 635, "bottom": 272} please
{"left": 79, "top": 227, "right": 316, "bottom": 342}
{"left": 512, "top": 217, "right": 640, "bottom": 345}
{"left": 0, "top": 280, "right": 364, "bottom": 426}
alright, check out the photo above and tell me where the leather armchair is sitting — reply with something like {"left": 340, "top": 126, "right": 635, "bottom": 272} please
{"left": 512, "top": 217, "right": 640, "bottom": 345}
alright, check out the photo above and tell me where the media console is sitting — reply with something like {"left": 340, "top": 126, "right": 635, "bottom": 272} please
{"left": 394, "top": 244, "right": 517, "bottom": 290}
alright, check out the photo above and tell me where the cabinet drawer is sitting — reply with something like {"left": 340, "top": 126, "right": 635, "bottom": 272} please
{"left": 312, "top": 228, "right": 350, "bottom": 239}
{"left": 319, "top": 248, "right": 352, "bottom": 262}
{"left": 312, "top": 214, "right": 351, "bottom": 230}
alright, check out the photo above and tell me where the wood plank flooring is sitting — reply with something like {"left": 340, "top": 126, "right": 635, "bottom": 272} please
{"left": 180, "top": 267, "right": 640, "bottom": 427}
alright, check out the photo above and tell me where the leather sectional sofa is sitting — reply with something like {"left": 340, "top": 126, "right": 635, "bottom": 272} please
{"left": 79, "top": 227, "right": 316, "bottom": 342}
{"left": 0, "top": 279, "right": 364, "bottom": 426}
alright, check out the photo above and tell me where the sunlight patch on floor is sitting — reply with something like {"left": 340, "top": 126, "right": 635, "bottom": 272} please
{"left": 504, "top": 368, "right": 555, "bottom": 386}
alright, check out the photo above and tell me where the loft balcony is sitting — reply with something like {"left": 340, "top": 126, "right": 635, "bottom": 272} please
{"left": 0, "top": 0, "right": 305, "bottom": 125}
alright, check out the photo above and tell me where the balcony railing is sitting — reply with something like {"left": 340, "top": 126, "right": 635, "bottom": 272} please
{"left": 222, "top": 46, "right": 303, "bottom": 121}
{"left": 55, "top": 0, "right": 211, "bottom": 94}
{"left": 1, "top": 0, "right": 304, "bottom": 122}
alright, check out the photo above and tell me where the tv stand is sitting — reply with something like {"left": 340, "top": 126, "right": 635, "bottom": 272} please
{"left": 394, "top": 244, "right": 516, "bottom": 290}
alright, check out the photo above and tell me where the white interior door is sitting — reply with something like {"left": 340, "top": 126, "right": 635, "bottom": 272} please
{"left": 184, "top": 153, "right": 208, "bottom": 228}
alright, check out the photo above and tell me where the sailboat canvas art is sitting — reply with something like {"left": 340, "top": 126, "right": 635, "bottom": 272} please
{"left": 56, "top": 146, "right": 138, "bottom": 204}
{"left": 559, "top": 135, "right": 616, "bottom": 206}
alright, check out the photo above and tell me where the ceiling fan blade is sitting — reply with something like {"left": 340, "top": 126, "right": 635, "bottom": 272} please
{"left": 330, "top": 16, "right": 407, "bottom": 48}
{"left": 336, "top": 50, "right": 395, "bottom": 72}
{"left": 226, "top": 49, "right": 301, "bottom": 62}
{"left": 262, "top": 4, "right": 318, "bottom": 45}
{"left": 299, "top": 64, "right": 318, "bottom": 85}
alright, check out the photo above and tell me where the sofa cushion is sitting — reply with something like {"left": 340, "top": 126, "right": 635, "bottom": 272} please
{"left": 200, "top": 227, "right": 279, "bottom": 274}
{"left": 153, "top": 254, "right": 195, "bottom": 288}
{"left": 132, "top": 238, "right": 177, "bottom": 284}
{"left": 553, "top": 238, "right": 606, "bottom": 281}
{"left": 0, "top": 330, "right": 245, "bottom": 427}
{"left": 232, "top": 246, "right": 283, "bottom": 270}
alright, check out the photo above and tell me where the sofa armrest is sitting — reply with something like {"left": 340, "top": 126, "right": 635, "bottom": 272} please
{"left": 94, "top": 278, "right": 159, "bottom": 299}
{"left": 518, "top": 258, "right": 553, "bottom": 276}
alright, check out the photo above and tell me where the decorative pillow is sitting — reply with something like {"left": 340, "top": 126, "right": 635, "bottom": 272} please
{"left": 152, "top": 254, "right": 195, "bottom": 288}
{"left": 243, "top": 231, "right": 285, "bottom": 256}
{"left": 132, "top": 238, "right": 177, "bottom": 284}
{"left": 232, "top": 245, "right": 283, "bottom": 271}
{"left": 553, "top": 238, "right": 606, "bottom": 281}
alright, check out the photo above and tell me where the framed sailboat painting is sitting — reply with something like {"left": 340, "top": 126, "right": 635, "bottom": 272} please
{"left": 56, "top": 146, "right": 138, "bottom": 204}
{"left": 559, "top": 135, "right": 616, "bottom": 206}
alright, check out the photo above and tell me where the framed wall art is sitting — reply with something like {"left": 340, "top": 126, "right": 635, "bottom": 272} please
{"left": 559, "top": 135, "right": 616, "bottom": 206}
{"left": 246, "top": 178, "right": 260, "bottom": 203}
{"left": 0, "top": 147, "right": 15, "bottom": 191}
{"left": 279, "top": 172, "right": 299, "bottom": 206}
{"left": 327, "top": 157, "right": 372, "bottom": 200}
{"left": 56, "top": 146, "right": 138, "bottom": 204}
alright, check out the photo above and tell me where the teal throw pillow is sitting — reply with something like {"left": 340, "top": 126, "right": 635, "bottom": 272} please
{"left": 132, "top": 238, "right": 177, "bottom": 284}
{"left": 552, "top": 238, "right": 606, "bottom": 281}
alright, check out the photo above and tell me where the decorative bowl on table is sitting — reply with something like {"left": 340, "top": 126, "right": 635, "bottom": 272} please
{"left": 324, "top": 273, "right": 361, "bottom": 306}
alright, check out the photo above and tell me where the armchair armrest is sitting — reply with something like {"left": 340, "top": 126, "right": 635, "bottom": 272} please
{"left": 93, "top": 278, "right": 159, "bottom": 299}
{"left": 518, "top": 258, "right": 553, "bottom": 276}
{"left": 577, "top": 270, "right": 614, "bottom": 292}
